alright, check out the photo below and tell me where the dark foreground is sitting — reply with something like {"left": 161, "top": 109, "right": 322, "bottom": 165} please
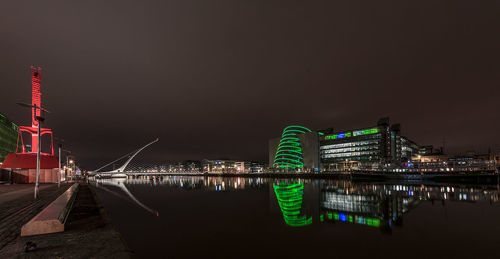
{"left": 93, "top": 176, "right": 500, "bottom": 258}
{"left": 0, "top": 183, "right": 131, "bottom": 258}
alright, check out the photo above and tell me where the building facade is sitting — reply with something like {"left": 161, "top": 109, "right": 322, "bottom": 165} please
{"left": 202, "top": 159, "right": 248, "bottom": 174}
{"left": 0, "top": 113, "right": 19, "bottom": 163}
{"left": 318, "top": 118, "right": 420, "bottom": 170}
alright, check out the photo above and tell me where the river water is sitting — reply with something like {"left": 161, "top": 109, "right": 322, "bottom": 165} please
{"left": 91, "top": 176, "right": 500, "bottom": 258}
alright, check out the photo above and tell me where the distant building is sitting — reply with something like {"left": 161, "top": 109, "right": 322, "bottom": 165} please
{"left": 248, "top": 162, "right": 265, "bottom": 173}
{"left": 182, "top": 160, "right": 202, "bottom": 172}
{"left": 418, "top": 145, "right": 434, "bottom": 156}
{"left": 268, "top": 118, "right": 498, "bottom": 173}
{"left": 202, "top": 159, "right": 247, "bottom": 174}
{"left": 318, "top": 118, "right": 421, "bottom": 170}
{"left": 0, "top": 113, "right": 19, "bottom": 163}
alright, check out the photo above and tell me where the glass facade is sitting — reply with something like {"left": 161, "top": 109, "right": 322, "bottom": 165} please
{"left": 0, "top": 113, "right": 19, "bottom": 163}
{"left": 319, "top": 119, "right": 420, "bottom": 166}
{"left": 320, "top": 128, "right": 386, "bottom": 163}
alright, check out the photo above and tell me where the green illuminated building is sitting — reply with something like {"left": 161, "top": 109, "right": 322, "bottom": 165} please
{"left": 268, "top": 118, "right": 422, "bottom": 171}
{"left": 269, "top": 125, "right": 320, "bottom": 171}
{"left": 0, "top": 113, "right": 19, "bottom": 163}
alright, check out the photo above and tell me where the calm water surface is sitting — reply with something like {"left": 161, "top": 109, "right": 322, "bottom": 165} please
{"left": 92, "top": 176, "right": 500, "bottom": 258}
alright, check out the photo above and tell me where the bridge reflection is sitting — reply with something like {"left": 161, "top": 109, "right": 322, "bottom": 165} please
{"left": 91, "top": 178, "right": 158, "bottom": 216}
{"left": 117, "top": 176, "right": 267, "bottom": 191}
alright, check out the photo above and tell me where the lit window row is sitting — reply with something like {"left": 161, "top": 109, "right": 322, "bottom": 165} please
{"left": 320, "top": 140, "right": 379, "bottom": 150}
{"left": 322, "top": 150, "right": 379, "bottom": 159}
{"left": 320, "top": 145, "right": 379, "bottom": 154}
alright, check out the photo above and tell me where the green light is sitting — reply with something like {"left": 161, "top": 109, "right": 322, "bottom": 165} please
{"left": 353, "top": 127, "right": 380, "bottom": 136}
{"left": 273, "top": 182, "right": 312, "bottom": 227}
{"left": 366, "top": 218, "right": 380, "bottom": 227}
{"left": 275, "top": 153, "right": 303, "bottom": 159}
{"left": 283, "top": 125, "right": 312, "bottom": 133}
{"left": 325, "top": 127, "right": 380, "bottom": 140}
{"left": 325, "top": 212, "right": 381, "bottom": 228}
{"left": 325, "top": 134, "right": 337, "bottom": 140}
{"left": 273, "top": 125, "right": 312, "bottom": 169}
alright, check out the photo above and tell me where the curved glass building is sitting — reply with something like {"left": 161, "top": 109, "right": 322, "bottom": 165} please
{"left": 272, "top": 125, "right": 312, "bottom": 169}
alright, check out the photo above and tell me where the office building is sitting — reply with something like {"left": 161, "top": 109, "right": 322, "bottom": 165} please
{"left": 319, "top": 118, "right": 420, "bottom": 170}
{"left": 0, "top": 113, "right": 19, "bottom": 164}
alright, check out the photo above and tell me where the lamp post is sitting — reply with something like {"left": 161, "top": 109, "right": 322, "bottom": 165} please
{"left": 56, "top": 142, "right": 71, "bottom": 187}
{"left": 69, "top": 159, "right": 74, "bottom": 180}
{"left": 17, "top": 102, "right": 50, "bottom": 199}
{"left": 67, "top": 157, "right": 75, "bottom": 181}
{"left": 35, "top": 117, "right": 41, "bottom": 198}
{"left": 58, "top": 144, "right": 62, "bottom": 188}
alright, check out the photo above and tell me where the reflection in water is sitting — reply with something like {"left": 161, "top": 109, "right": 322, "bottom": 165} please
{"left": 92, "top": 176, "right": 500, "bottom": 257}
{"left": 317, "top": 181, "right": 499, "bottom": 232}
{"left": 273, "top": 182, "right": 312, "bottom": 227}
{"left": 92, "top": 176, "right": 500, "bottom": 233}
{"left": 92, "top": 178, "right": 158, "bottom": 216}
{"left": 119, "top": 176, "right": 267, "bottom": 191}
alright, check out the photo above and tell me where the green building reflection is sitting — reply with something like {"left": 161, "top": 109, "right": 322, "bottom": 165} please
{"left": 273, "top": 182, "right": 312, "bottom": 227}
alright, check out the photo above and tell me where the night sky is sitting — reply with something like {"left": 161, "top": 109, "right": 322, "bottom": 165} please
{"left": 1, "top": 0, "right": 499, "bottom": 169}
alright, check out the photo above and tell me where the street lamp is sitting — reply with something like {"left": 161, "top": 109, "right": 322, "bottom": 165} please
{"left": 17, "top": 102, "right": 50, "bottom": 199}
{"left": 55, "top": 140, "right": 71, "bottom": 188}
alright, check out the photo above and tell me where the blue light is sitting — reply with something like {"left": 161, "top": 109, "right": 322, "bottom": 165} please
{"left": 339, "top": 213, "right": 347, "bottom": 222}
{"left": 337, "top": 133, "right": 345, "bottom": 139}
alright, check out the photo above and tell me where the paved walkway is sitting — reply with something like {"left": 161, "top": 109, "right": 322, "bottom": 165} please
{"left": 0, "top": 183, "right": 72, "bottom": 251}
{"left": 0, "top": 183, "right": 132, "bottom": 258}
{"left": 0, "top": 184, "right": 60, "bottom": 205}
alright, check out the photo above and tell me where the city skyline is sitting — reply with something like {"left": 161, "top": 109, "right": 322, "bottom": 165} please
{"left": 1, "top": 2, "right": 500, "bottom": 258}
{"left": 1, "top": 1, "right": 499, "bottom": 168}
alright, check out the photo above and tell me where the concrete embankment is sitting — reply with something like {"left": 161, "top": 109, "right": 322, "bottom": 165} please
{"left": 0, "top": 182, "right": 132, "bottom": 258}
{"left": 0, "top": 183, "right": 72, "bottom": 251}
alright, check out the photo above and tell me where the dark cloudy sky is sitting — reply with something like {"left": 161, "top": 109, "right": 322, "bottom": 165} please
{"left": 1, "top": 0, "right": 499, "bottom": 168}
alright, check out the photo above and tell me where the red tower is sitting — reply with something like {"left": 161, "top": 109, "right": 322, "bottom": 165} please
{"left": 31, "top": 66, "right": 42, "bottom": 152}
{"left": 14, "top": 66, "right": 54, "bottom": 155}
{"left": 0, "top": 66, "right": 58, "bottom": 183}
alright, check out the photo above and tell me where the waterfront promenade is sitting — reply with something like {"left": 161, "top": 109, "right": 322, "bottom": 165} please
{"left": 0, "top": 183, "right": 72, "bottom": 251}
{"left": 0, "top": 182, "right": 131, "bottom": 258}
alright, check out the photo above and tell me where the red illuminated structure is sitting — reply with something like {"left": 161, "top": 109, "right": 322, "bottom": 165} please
{"left": 1, "top": 66, "right": 58, "bottom": 183}
{"left": 31, "top": 66, "right": 42, "bottom": 152}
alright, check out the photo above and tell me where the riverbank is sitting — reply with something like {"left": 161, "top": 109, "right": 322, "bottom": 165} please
{"left": 0, "top": 182, "right": 132, "bottom": 258}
